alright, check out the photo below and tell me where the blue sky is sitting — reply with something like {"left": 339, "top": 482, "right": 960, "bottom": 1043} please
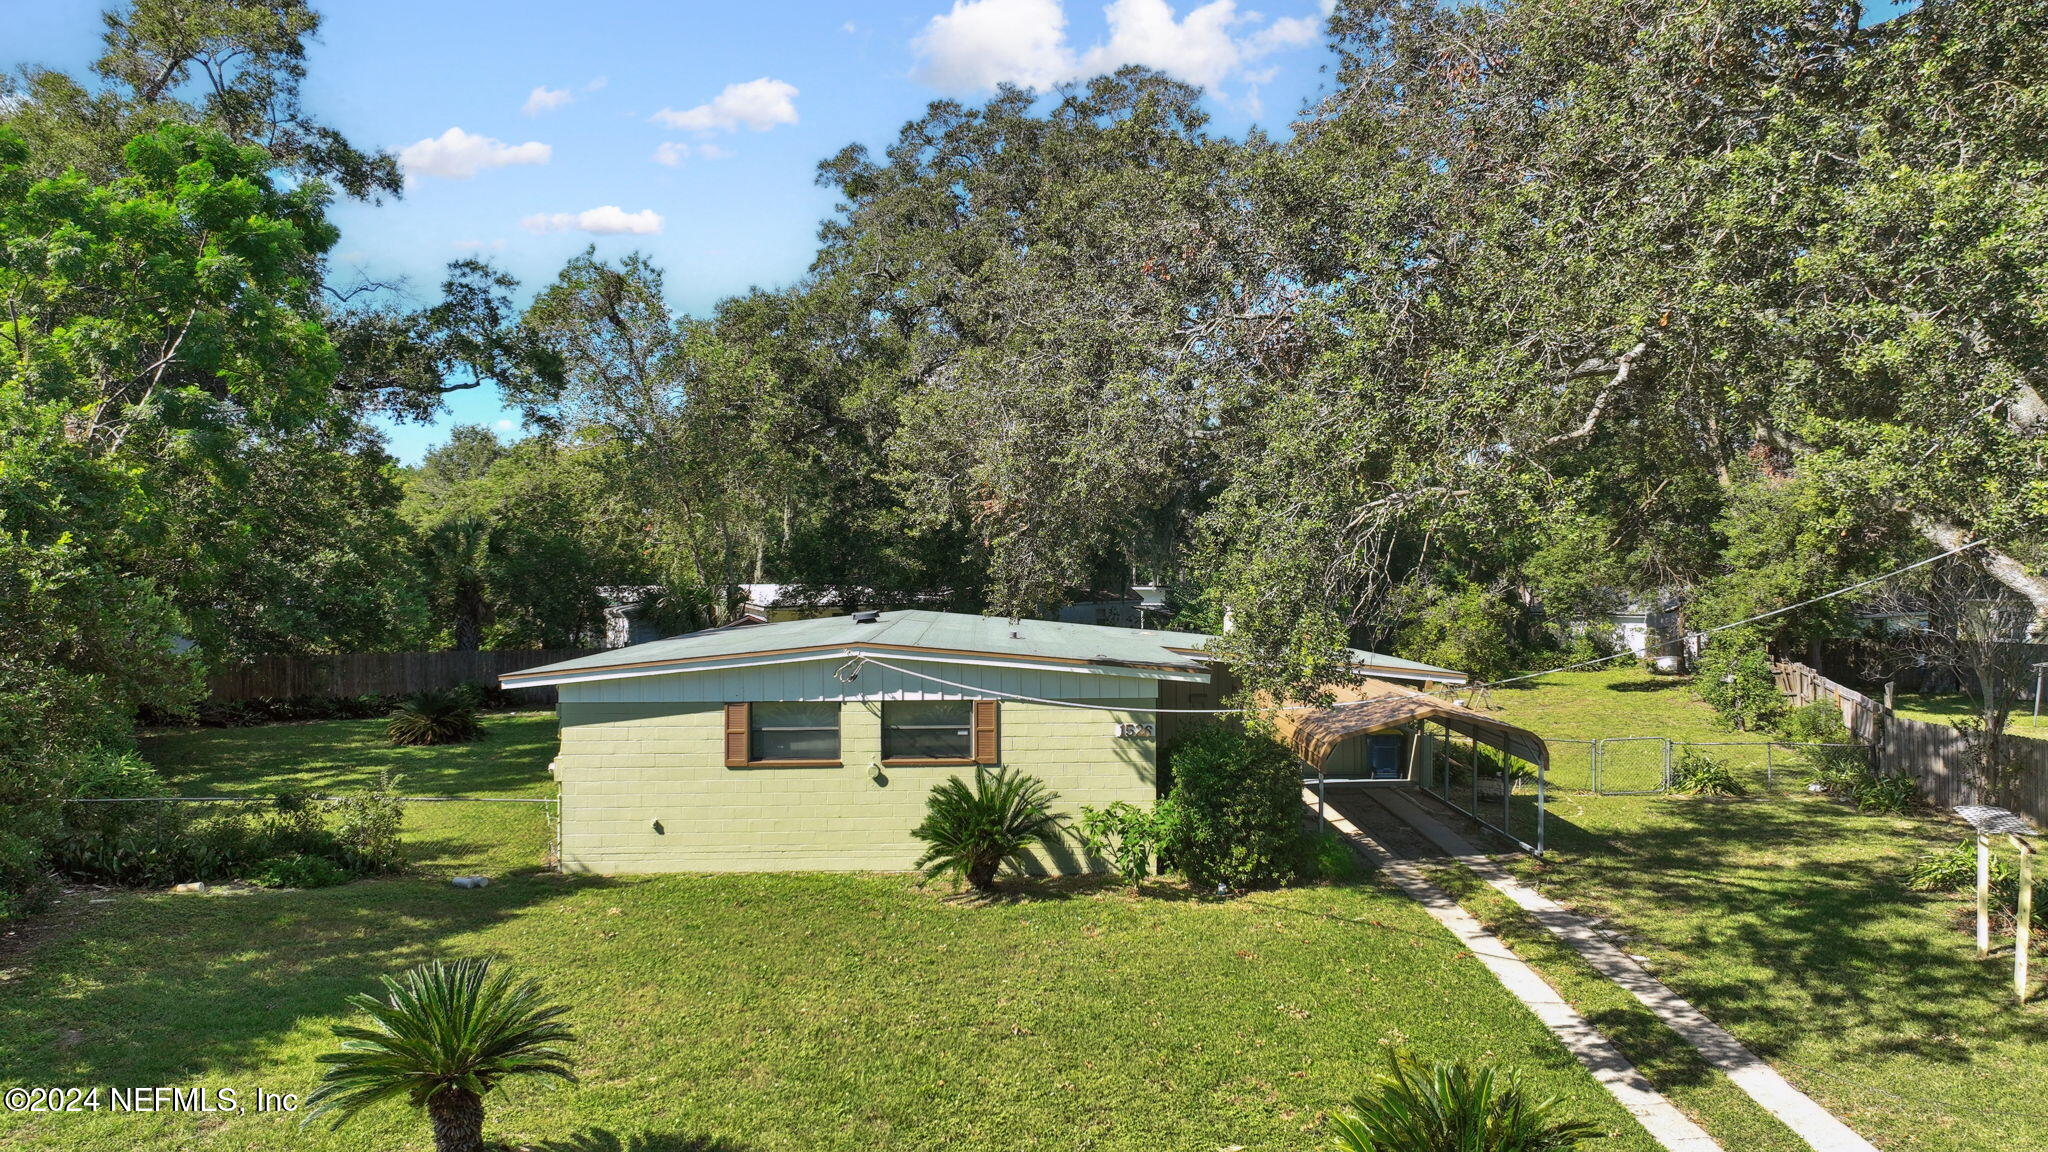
{"left": 7, "top": 0, "right": 1342, "bottom": 462}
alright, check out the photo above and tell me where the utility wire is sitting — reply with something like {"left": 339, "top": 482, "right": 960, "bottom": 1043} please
{"left": 847, "top": 539, "right": 1986, "bottom": 716}
{"left": 1438, "top": 538, "right": 1986, "bottom": 695}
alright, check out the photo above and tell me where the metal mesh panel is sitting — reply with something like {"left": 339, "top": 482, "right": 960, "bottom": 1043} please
{"left": 1595, "top": 737, "right": 1671, "bottom": 794}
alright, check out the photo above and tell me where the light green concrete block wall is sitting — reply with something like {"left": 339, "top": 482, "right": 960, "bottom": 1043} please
{"left": 552, "top": 698, "right": 1157, "bottom": 874}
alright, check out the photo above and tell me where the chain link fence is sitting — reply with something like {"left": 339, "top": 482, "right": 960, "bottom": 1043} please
{"left": 1316, "top": 730, "right": 1880, "bottom": 859}
{"left": 1537, "top": 739, "right": 1872, "bottom": 797}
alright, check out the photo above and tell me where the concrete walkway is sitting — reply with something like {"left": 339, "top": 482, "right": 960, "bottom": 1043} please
{"left": 1305, "top": 786, "right": 1725, "bottom": 1152}
{"left": 1364, "top": 787, "right": 1880, "bottom": 1152}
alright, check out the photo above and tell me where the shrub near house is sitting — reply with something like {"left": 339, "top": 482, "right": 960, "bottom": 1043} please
{"left": 1157, "top": 723, "right": 1310, "bottom": 889}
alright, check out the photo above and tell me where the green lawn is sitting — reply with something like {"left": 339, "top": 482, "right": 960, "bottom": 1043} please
{"left": 1480, "top": 671, "right": 2048, "bottom": 1152}
{"left": 1477, "top": 667, "right": 1734, "bottom": 743}
{"left": 137, "top": 711, "right": 563, "bottom": 876}
{"left": 1891, "top": 692, "right": 2047, "bottom": 738}
{"left": 0, "top": 717, "right": 1664, "bottom": 1152}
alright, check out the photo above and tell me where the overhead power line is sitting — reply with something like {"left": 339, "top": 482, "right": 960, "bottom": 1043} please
{"left": 844, "top": 539, "right": 1986, "bottom": 716}
{"left": 1445, "top": 538, "right": 1986, "bottom": 695}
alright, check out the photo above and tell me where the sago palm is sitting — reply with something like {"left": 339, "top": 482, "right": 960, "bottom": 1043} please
{"left": 1329, "top": 1048, "right": 1603, "bottom": 1152}
{"left": 386, "top": 688, "right": 487, "bottom": 746}
{"left": 912, "top": 765, "right": 1066, "bottom": 891}
{"left": 304, "top": 957, "right": 577, "bottom": 1152}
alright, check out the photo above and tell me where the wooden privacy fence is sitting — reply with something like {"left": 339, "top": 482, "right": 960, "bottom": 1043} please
{"left": 205, "top": 650, "right": 601, "bottom": 706}
{"left": 1773, "top": 659, "right": 2048, "bottom": 827}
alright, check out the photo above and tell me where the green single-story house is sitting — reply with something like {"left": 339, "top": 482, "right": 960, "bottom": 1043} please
{"left": 502, "top": 610, "right": 1468, "bottom": 874}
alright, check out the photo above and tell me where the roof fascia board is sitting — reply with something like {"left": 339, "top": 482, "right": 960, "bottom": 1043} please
{"left": 505, "top": 648, "right": 1212, "bottom": 689}
{"left": 1157, "top": 645, "right": 1464, "bottom": 686}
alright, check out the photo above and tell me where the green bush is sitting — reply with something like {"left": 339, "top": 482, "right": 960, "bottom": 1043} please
{"left": 1157, "top": 723, "right": 1305, "bottom": 889}
{"left": 44, "top": 767, "right": 404, "bottom": 890}
{"left": 0, "top": 830, "right": 57, "bottom": 921}
{"left": 1907, "top": 839, "right": 2006, "bottom": 892}
{"left": 1848, "top": 774, "right": 1916, "bottom": 815}
{"left": 1077, "top": 801, "right": 1160, "bottom": 888}
{"left": 385, "top": 689, "right": 487, "bottom": 747}
{"left": 1673, "top": 750, "right": 1746, "bottom": 797}
{"left": 1691, "top": 635, "right": 1782, "bottom": 731}
{"left": 252, "top": 853, "right": 351, "bottom": 889}
{"left": 1777, "top": 700, "right": 1850, "bottom": 744}
{"left": 1398, "top": 584, "right": 1527, "bottom": 685}
{"left": 1329, "top": 1048, "right": 1604, "bottom": 1152}
{"left": 329, "top": 771, "right": 406, "bottom": 874}
{"left": 912, "top": 765, "right": 1066, "bottom": 892}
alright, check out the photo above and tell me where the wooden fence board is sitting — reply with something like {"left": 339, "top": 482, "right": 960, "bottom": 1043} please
{"left": 1774, "top": 659, "right": 2048, "bottom": 827}
{"left": 204, "top": 650, "right": 601, "bottom": 706}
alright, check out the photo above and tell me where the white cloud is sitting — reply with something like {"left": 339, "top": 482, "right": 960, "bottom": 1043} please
{"left": 651, "top": 77, "right": 799, "bottom": 133}
{"left": 912, "top": 0, "right": 1323, "bottom": 94}
{"left": 653, "top": 141, "right": 736, "bottom": 165}
{"left": 398, "top": 127, "right": 550, "bottom": 180}
{"left": 524, "top": 78, "right": 604, "bottom": 115}
{"left": 494, "top": 418, "right": 516, "bottom": 431}
{"left": 1248, "top": 12, "right": 1321, "bottom": 53}
{"left": 520, "top": 206, "right": 665, "bottom": 235}
{"left": 914, "top": 0, "right": 1074, "bottom": 91}
{"left": 1083, "top": 0, "right": 1245, "bottom": 90}
{"left": 523, "top": 85, "right": 573, "bottom": 115}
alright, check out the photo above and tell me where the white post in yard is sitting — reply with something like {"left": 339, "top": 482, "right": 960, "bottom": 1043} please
{"left": 1957, "top": 806, "right": 2039, "bottom": 1003}
{"left": 2015, "top": 835, "right": 2035, "bottom": 1004}
{"left": 1979, "top": 830, "right": 1993, "bottom": 959}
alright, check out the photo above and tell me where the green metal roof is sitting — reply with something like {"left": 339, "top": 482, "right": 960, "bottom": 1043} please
{"left": 500, "top": 609, "right": 1465, "bottom": 685}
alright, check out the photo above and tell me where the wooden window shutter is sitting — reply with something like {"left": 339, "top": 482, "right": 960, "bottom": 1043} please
{"left": 723, "top": 702, "right": 750, "bottom": 767}
{"left": 973, "top": 700, "right": 1000, "bottom": 765}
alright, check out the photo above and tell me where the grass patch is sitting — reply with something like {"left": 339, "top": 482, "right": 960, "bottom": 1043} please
{"left": 0, "top": 877, "right": 1663, "bottom": 1151}
{"left": 0, "top": 720, "right": 1669, "bottom": 1151}
{"left": 138, "top": 712, "right": 561, "bottom": 876}
{"left": 1469, "top": 670, "right": 2048, "bottom": 1150}
{"left": 1478, "top": 667, "right": 1731, "bottom": 743}
{"left": 1890, "top": 692, "right": 2046, "bottom": 738}
{"left": 1493, "top": 794, "right": 2048, "bottom": 1152}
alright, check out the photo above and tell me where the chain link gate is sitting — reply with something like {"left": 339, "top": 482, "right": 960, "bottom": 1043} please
{"left": 1594, "top": 737, "right": 1672, "bottom": 794}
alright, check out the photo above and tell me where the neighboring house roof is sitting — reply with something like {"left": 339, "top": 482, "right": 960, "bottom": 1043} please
{"left": 501, "top": 609, "right": 1465, "bottom": 689}
{"left": 1269, "top": 683, "right": 1547, "bottom": 770}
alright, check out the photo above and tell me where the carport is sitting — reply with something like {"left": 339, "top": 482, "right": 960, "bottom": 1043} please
{"left": 1271, "top": 685, "right": 1552, "bottom": 854}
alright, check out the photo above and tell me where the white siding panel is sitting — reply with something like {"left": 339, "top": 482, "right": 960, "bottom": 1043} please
{"left": 559, "top": 657, "right": 1163, "bottom": 705}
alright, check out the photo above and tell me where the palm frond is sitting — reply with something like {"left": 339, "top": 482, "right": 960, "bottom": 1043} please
{"left": 911, "top": 765, "right": 1066, "bottom": 891}
{"left": 303, "top": 957, "right": 576, "bottom": 1130}
{"left": 1330, "top": 1048, "right": 1604, "bottom": 1152}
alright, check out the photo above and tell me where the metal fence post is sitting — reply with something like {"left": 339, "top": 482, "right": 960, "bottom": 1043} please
{"left": 1501, "top": 739, "right": 1511, "bottom": 838}
{"left": 1662, "top": 739, "right": 1674, "bottom": 790}
{"left": 1765, "top": 742, "right": 1774, "bottom": 790}
{"left": 1471, "top": 734, "right": 1480, "bottom": 813}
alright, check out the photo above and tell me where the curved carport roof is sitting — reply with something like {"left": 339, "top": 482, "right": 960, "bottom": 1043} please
{"left": 1268, "top": 686, "right": 1549, "bottom": 771}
